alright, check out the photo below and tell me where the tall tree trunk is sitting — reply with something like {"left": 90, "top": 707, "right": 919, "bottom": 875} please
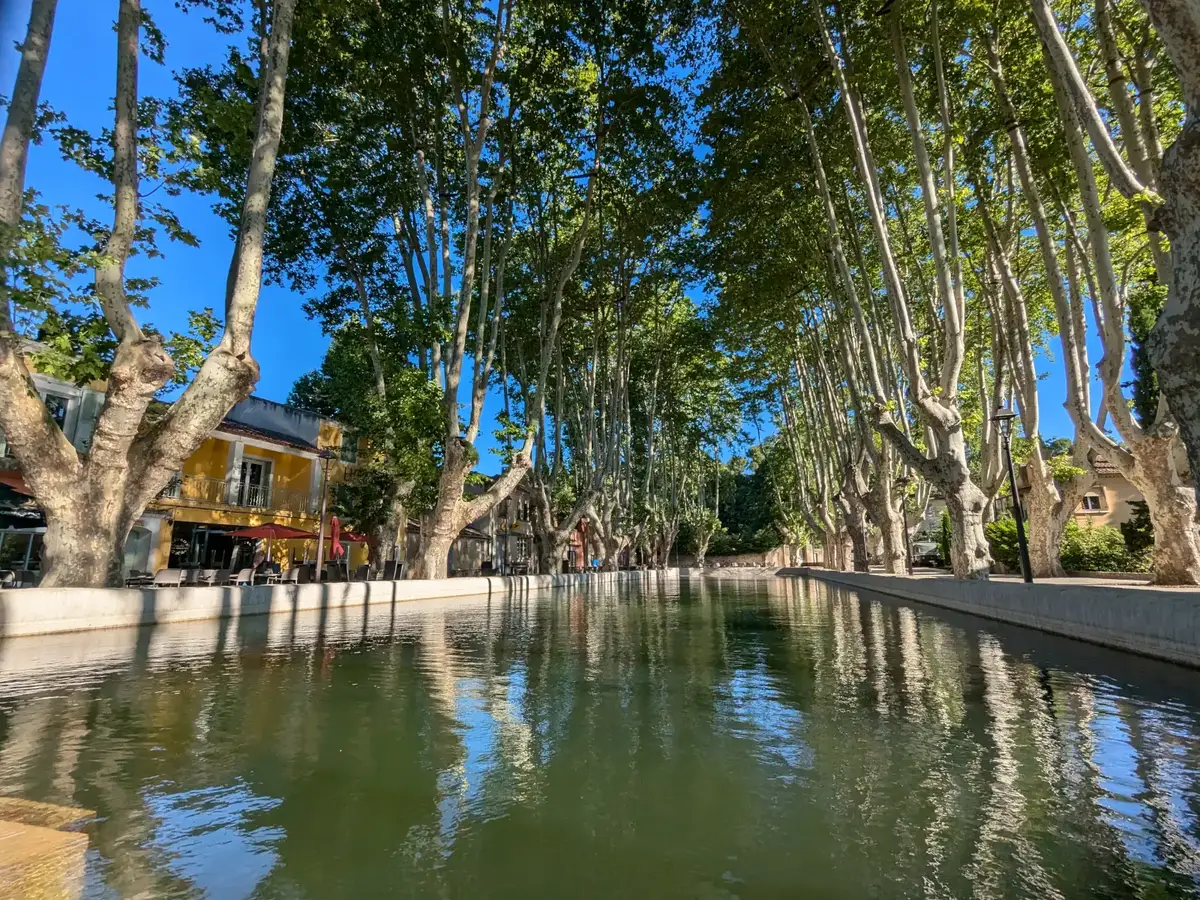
{"left": 411, "top": 441, "right": 473, "bottom": 579}
{"left": 1028, "top": 13, "right": 1200, "bottom": 580}
{"left": 810, "top": 3, "right": 991, "bottom": 578}
{"left": 863, "top": 482, "right": 906, "bottom": 574}
{"left": 1084, "top": 0, "right": 1200, "bottom": 513}
{"left": 835, "top": 492, "right": 870, "bottom": 573}
{"left": 411, "top": 438, "right": 533, "bottom": 579}
{"left": 1023, "top": 452, "right": 1068, "bottom": 578}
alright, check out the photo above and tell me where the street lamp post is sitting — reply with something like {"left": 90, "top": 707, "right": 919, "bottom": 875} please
{"left": 314, "top": 448, "right": 336, "bottom": 581}
{"left": 991, "top": 407, "right": 1033, "bottom": 583}
{"left": 895, "top": 474, "right": 914, "bottom": 575}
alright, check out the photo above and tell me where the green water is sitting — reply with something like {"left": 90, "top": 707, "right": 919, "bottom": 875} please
{"left": 2, "top": 576, "right": 1199, "bottom": 898}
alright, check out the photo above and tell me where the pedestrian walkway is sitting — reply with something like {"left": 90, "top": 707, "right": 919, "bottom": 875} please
{"left": 862, "top": 566, "right": 1200, "bottom": 592}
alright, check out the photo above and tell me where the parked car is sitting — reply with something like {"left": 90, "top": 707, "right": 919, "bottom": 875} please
{"left": 911, "top": 540, "right": 944, "bottom": 568}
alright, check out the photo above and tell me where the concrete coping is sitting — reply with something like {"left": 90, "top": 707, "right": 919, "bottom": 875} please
{"left": 0, "top": 570, "right": 679, "bottom": 639}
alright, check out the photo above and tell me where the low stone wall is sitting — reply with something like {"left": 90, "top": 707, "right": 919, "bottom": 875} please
{"left": 779, "top": 567, "right": 1200, "bottom": 668}
{"left": 0, "top": 570, "right": 676, "bottom": 639}
{"left": 677, "top": 566, "right": 779, "bottom": 580}
{"left": 676, "top": 547, "right": 796, "bottom": 568}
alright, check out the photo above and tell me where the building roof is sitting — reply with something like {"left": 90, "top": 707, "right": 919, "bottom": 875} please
{"left": 1089, "top": 452, "right": 1120, "bottom": 477}
{"left": 216, "top": 419, "right": 320, "bottom": 453}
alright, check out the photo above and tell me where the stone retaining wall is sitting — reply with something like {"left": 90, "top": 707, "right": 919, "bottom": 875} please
{"left": 779, "top": 567, "right": 1200, "bottom": 668}
{"left": 0, "top": 570, "right": 677, "bottom": 638}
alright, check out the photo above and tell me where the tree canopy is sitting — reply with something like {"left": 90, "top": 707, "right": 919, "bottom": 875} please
{"left": 4, "top": 0, "right": 1200, "bottom": 583}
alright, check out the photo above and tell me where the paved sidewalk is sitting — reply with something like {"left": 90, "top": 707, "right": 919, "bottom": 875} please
{"left": 874, "top": 566, "right": 1199, "bottom": 592}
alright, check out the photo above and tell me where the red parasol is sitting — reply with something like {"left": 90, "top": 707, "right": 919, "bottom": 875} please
{"left": 330, "top": 515, "right": 345, "bottom": 559}
{"left": 339, "top": 531, "right": 371, "bottom": 543}
{"left": 228, "top": 523, "right": 317, "bottom": 563}
{"left": 228, "top": 524, "right": 317, "bottom": 540}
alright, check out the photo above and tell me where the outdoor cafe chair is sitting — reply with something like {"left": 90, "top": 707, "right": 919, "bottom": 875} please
{"left": 151, "top": 569, "right": 183, "bottom": 587}
{"left": 281, "top": 567, "right": 302, "bottom": 585}
{"left": 228, "top": 568, "right": 253, "bottom": 586}
{"left": 354, "top": 564, "right": 370, "bottom": 582}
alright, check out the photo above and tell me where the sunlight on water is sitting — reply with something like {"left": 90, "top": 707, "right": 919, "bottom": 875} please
{"left": 1, "top": 576, "right": 1199, "bottom": 898}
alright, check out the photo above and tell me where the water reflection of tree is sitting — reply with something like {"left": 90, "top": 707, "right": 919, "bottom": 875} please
{"left": 2, "top": 581, "right": 1200, "bottom": 896}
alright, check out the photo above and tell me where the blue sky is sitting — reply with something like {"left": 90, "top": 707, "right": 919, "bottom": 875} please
{"left": 2, "top": 1, "right": 1110, "bottom": 477}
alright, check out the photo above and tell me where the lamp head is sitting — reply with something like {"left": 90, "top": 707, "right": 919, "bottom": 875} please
{"left": 990, "top": 406, "right": 1017, "bottom": 436}
{"left": 318, "top": 448, "right": 337, "bottom": 461}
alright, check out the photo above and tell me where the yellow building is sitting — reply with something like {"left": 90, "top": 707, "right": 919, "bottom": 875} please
{"left": 1, "top": 378, "right": 370, "bottom": 578}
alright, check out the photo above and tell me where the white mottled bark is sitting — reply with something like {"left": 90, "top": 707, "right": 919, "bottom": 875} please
{"left": 1032, "top": 16, "right": 1200, "bottom": 582}
{"left": 814, "top": 5, "right": 991, "bottom": 578}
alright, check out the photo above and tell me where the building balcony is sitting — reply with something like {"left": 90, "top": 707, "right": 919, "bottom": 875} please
{"left": 157, "top": 474, "right": 319, "bottom": 517}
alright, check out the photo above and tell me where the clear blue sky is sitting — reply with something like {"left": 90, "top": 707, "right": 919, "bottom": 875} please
{"left": 2, "top": 0, "right": 1112, "bottom": 475}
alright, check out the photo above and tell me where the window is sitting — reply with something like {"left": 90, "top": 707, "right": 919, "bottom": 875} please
{"left": 43, "top": 393, "right": 69, "bottom": 429}
{"left": 237, "top": 457, "right": 272, "bottom": 508}
{"left": 1081, "top": 493, "right": 1103, "bottom": 512}
{"left": 516, "top": 535, "right": 529, "bottom": 559}
{"left": 339, "top": 431, "right": 358, "bottom": 464}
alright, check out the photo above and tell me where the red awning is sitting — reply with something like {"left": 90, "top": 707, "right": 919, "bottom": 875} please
{"left": 339, "top": 531, "right": 372, "bottom": 543}
{"left": 227, "top": 524, "right": 317, "bottom": 540}
{"left": 0, "top": 471, "right": 32, "bottom": 497}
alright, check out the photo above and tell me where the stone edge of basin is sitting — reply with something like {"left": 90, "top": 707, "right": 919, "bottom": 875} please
{"left": 777, "top": 566, "right": 1200, "bottom": 669}
{"left": 0, "top": 570, "right": 679, "bottom": 639}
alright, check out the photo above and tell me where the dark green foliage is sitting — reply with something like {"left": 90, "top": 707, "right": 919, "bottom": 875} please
{"left": 1125, "top": 280, "right": 1167, "bottom": 428}
{"left": 985, "top": 517, "right": 1020, "bottom": 571}
{"left": 331, "top": 464, "right": 407, "bottom": 542}
{"left": 1119, "top": 500, "right": 1155, "bottom": 556}
{"left": 938, "top": 509, "right": 952, "bottom": 567}
{"left": 288, "top": 330, "right": 443, "bottom": 514}
{"left": 1060, "top": 521, "right": 1150, "bottom": 573}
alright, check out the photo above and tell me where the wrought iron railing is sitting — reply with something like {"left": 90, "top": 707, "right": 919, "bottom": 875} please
{"left": 158, "top": 474, "right": 318, "bottom": 515}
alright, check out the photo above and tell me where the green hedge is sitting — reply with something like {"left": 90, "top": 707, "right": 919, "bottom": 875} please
{"left": 1061, "top": 520, "right": 1150, "bottom": 572}
{"left": 984, "top": 517, "right": 1020, "bottom": 571}
{"left": 985, "top": 517, "right": 1151, "bottom": 573}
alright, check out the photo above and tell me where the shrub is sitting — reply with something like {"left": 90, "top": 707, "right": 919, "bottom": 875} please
{"left": 985, "top": 517, "right": 1020, "bottom": 571}
{"left": 1119, "top": 500, "right": 1154, "bottom": 556}
{"left": 1060, "top": 520, "right": 1150, "bottom": 572}
{"left": 938, "top": 508, "right": 952, "bottom": 566}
